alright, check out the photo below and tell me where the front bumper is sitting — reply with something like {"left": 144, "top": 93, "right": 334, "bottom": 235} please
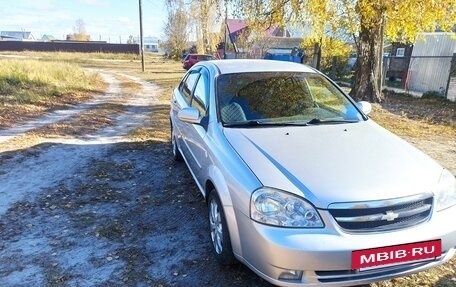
{"left": 234, "top": 206, "right": 456, "bottom": 287}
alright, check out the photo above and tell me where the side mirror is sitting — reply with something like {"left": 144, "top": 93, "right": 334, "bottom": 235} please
{"left": 357, "top": 101, "right": 372, "bottom": 115}
{"left": 178, "top": 107, "right": 202, "bottom": 124}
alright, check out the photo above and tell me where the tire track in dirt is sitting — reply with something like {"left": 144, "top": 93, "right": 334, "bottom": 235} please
{"left": 0, "top": 70, "right": 161, "bottom": 216}
{"left": 0, "top": 71, "right": 121, "bottom": 144}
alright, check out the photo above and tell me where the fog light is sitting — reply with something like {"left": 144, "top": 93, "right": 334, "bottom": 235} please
{"left": 278, "top": 269, "right": 303, "bottom": 281}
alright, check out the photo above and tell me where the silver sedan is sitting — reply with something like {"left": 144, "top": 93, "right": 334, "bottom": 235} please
{"left": 169, "top": 59, "right": 456, "bottom": 287}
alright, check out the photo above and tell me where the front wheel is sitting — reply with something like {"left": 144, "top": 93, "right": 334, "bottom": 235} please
{"left": 170, "top": 124, "right": 183, "bottom": 162}
{"left": 208, "top": 191, "right": 236, "bottom": 265}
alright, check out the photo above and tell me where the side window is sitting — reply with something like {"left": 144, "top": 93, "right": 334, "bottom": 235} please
{"left": 192, "top": 71, "right": 208, "bottom": 116}
{"left": 180, "top": 72, "right": 199, "bottom": 104}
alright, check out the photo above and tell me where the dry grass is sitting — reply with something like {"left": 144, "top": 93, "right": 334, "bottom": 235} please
{"left": 370, "top": 91, "right": 456, "bottom": 139}
{"left": 0, "top": 58, "right": 105, "bottom": 129}
{"left": 372, "top": 257, "right": 456, "bottom": 287}
{"left": 0, "top": 50, "right": 141, "bottom": 62}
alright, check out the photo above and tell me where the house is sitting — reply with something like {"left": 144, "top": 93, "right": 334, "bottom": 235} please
{"left": 385, "top": 43, "right": 413, "bottom": 81}
{"left": 143, "top": 37, "right": 159, "bottom": 52}
{"left": 0, "top": 31, "right": 35, "bottom": 41}
{"left": 134, "top": 36, "right": 159, "bottom": 52}
{"left": 41, "top": 34, "right": 56, "bottom": 41}
{"left": 384, "top": 33, "right": 456, "bottom": 101}
{"left": 220, "top": 19, "right": 304, "bottom": 59}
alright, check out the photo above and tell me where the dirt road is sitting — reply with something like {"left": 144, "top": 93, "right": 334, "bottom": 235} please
{"left": 0, "top": 69, "right": 454, "bottom": 287}
{"left": 0, "top": 70, "right": 271, "bottom": 287}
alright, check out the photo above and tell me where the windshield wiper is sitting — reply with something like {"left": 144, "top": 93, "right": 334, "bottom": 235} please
{"left": 224, "top": 120, "right": 308, "bottom": 128}
{"left": 223, "top": 120, "right": 263, "bottom": 127}
{"left": 306, "top": 118, "right": 359, "bottom": 125}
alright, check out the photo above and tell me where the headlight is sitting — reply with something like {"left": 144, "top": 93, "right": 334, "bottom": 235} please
{"left": 250, "top": 188, "right": 324, "bottom": 228}
{"left": 435, "top": 169, "right": 456, "bottom": 211}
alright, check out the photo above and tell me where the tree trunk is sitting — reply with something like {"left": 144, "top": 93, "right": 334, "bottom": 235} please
{"left": 311, "top": 42, "right": 321, "bottom": 70}
{"left": 350, "top": 9, "right": 384, "bottom": 103}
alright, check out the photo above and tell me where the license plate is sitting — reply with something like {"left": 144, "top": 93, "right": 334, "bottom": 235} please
{"left": 352, "top": 239, "right": 441, "bottom": 270}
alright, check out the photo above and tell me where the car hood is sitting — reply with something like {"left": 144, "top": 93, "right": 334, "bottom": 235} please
{"left": 223, "top": 121, "right": 442, "bottom": 208}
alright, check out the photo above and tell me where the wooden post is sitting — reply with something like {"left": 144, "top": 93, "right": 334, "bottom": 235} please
{"left": 139, "top": 0, "right": 145, "bottom": 72}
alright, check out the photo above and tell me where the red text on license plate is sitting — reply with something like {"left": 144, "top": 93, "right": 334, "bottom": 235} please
{"left": 352, "top": 239, "right": 441, "bottom": 270}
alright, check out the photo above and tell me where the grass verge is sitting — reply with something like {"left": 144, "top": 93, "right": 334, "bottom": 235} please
{"left": 0, "top": 58, "right": 104, "bottom": 129}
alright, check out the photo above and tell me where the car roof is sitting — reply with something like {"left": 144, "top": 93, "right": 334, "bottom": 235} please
{"left": 200, "top": 59, "right": 317, "bottom": 75}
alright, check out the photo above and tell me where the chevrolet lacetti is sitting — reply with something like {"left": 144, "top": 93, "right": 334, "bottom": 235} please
{"left": 169, "top": 59, "right": 456, "bottom": 286}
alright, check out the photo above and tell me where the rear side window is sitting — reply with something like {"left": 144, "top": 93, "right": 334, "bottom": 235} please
{"left": 180, "top": 72, "right": 199, "bottom": 104}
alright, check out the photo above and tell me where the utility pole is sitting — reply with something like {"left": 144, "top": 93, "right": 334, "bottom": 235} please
{"left": 223, "top": 1, "right": 227, "bottom": 59}
{"left": 139, "top": 0, "right": 145, "bottom": 72}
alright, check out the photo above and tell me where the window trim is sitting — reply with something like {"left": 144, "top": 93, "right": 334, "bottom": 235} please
{"left": 180, "top": 69, "right": 201, "bottom": 105}
{"left": 191, "top": 68, "right": 210, "bottom": 115}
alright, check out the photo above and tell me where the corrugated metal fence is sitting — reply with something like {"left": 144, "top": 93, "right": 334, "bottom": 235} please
{"left": 0, "top": 41, "right": 140, "bottom": 54}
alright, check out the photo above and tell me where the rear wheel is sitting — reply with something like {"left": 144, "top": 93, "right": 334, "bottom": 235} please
{"left": 208, "top": 191, "right": 236, "bottom": 265}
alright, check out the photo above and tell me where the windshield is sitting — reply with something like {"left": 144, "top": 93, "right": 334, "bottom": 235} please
{"left": 216, "top": 72, "right": 363, "bottom": 126}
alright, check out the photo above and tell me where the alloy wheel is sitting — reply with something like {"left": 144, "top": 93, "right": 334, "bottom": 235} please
{"left": 209, "top": 198, "right": 223, "bottom": 254}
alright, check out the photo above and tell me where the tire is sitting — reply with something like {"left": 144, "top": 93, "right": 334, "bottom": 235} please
{"left": 170, "top": 124, "right": 183, "bottom": 162}
{"left": 208, "top": 191, "right": 236, "bottom": 265}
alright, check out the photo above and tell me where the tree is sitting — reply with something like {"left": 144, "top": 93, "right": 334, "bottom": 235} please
{"left": 301, "top": 35, "right": 352, "bottom": 78}
{"left": 232, "top": 0, "right": 456, "bottom": 102}
{"left": 127, "top": 35, "right": 136, "bottom": 44}
{"left": 162, "top": 0, "right": 189, "bottom": 59}
{"left": 189, "top": 0, "right": 223, "bottom": 54}
{"left": 69, "top": 18, "right": 90, "bottom": 41}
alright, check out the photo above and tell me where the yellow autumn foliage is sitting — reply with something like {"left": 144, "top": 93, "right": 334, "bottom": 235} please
{"left": 233, "top": 0, "right": 456, "bottom": 44}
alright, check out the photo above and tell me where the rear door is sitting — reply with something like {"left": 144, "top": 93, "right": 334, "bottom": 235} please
{"left": 171, "top": 67, "right": 211, "bottom": 187}
{"left": 186, "top": 67, "right": 210, "bottom": 187}
{"left": 171, "top": 69, "right": 200, "bottom": 160}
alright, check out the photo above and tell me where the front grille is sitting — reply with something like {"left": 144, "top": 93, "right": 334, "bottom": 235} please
{"left": 328, "top": 194, "right": 433, "bottom": 232}
{"left": 314, "top": 258, "right": 439, "bottom": 283}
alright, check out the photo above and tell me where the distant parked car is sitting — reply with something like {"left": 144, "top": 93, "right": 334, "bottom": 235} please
{"left": 182, "top": 54, "right": 216, "bottom": 70}
{"left": 170, "top": 59, "right": 456, "bottom": 287}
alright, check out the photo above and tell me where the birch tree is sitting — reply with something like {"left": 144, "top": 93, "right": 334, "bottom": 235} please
{"left": 163, "top": 0, "right": 189, "bottom": 59}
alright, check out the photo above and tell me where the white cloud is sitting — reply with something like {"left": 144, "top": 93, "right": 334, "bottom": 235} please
{"left": 78, "top": 0, "right": 107, "bottom": 6}
{"left": 118, "top": 16, "right": 131, "bottom": 24}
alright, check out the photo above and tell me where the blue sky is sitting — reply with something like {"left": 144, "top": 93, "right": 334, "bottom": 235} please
{"left": 0, "top": 0, "right": 167, "bottom": 42}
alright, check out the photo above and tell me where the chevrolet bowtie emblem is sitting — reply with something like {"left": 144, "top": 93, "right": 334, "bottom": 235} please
{"left": 381, "top": 211, "right": 399, "bottom": 221}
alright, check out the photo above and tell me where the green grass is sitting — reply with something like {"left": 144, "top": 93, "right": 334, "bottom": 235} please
{"left": 0, "top": 58, "right": 101, "bottom": 105}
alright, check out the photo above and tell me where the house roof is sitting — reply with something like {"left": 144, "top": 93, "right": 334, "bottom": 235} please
{"left": 42, "top": 34, "right": 55, "bottom": 40}
{"left": 226, "top": 19, "right": 248, "bottom": 35}
{"left": 0, "top": 31, "right": 34, "bottom": 40}
{"left": 226, "top": 19, "right": 297, "bottom": 39}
